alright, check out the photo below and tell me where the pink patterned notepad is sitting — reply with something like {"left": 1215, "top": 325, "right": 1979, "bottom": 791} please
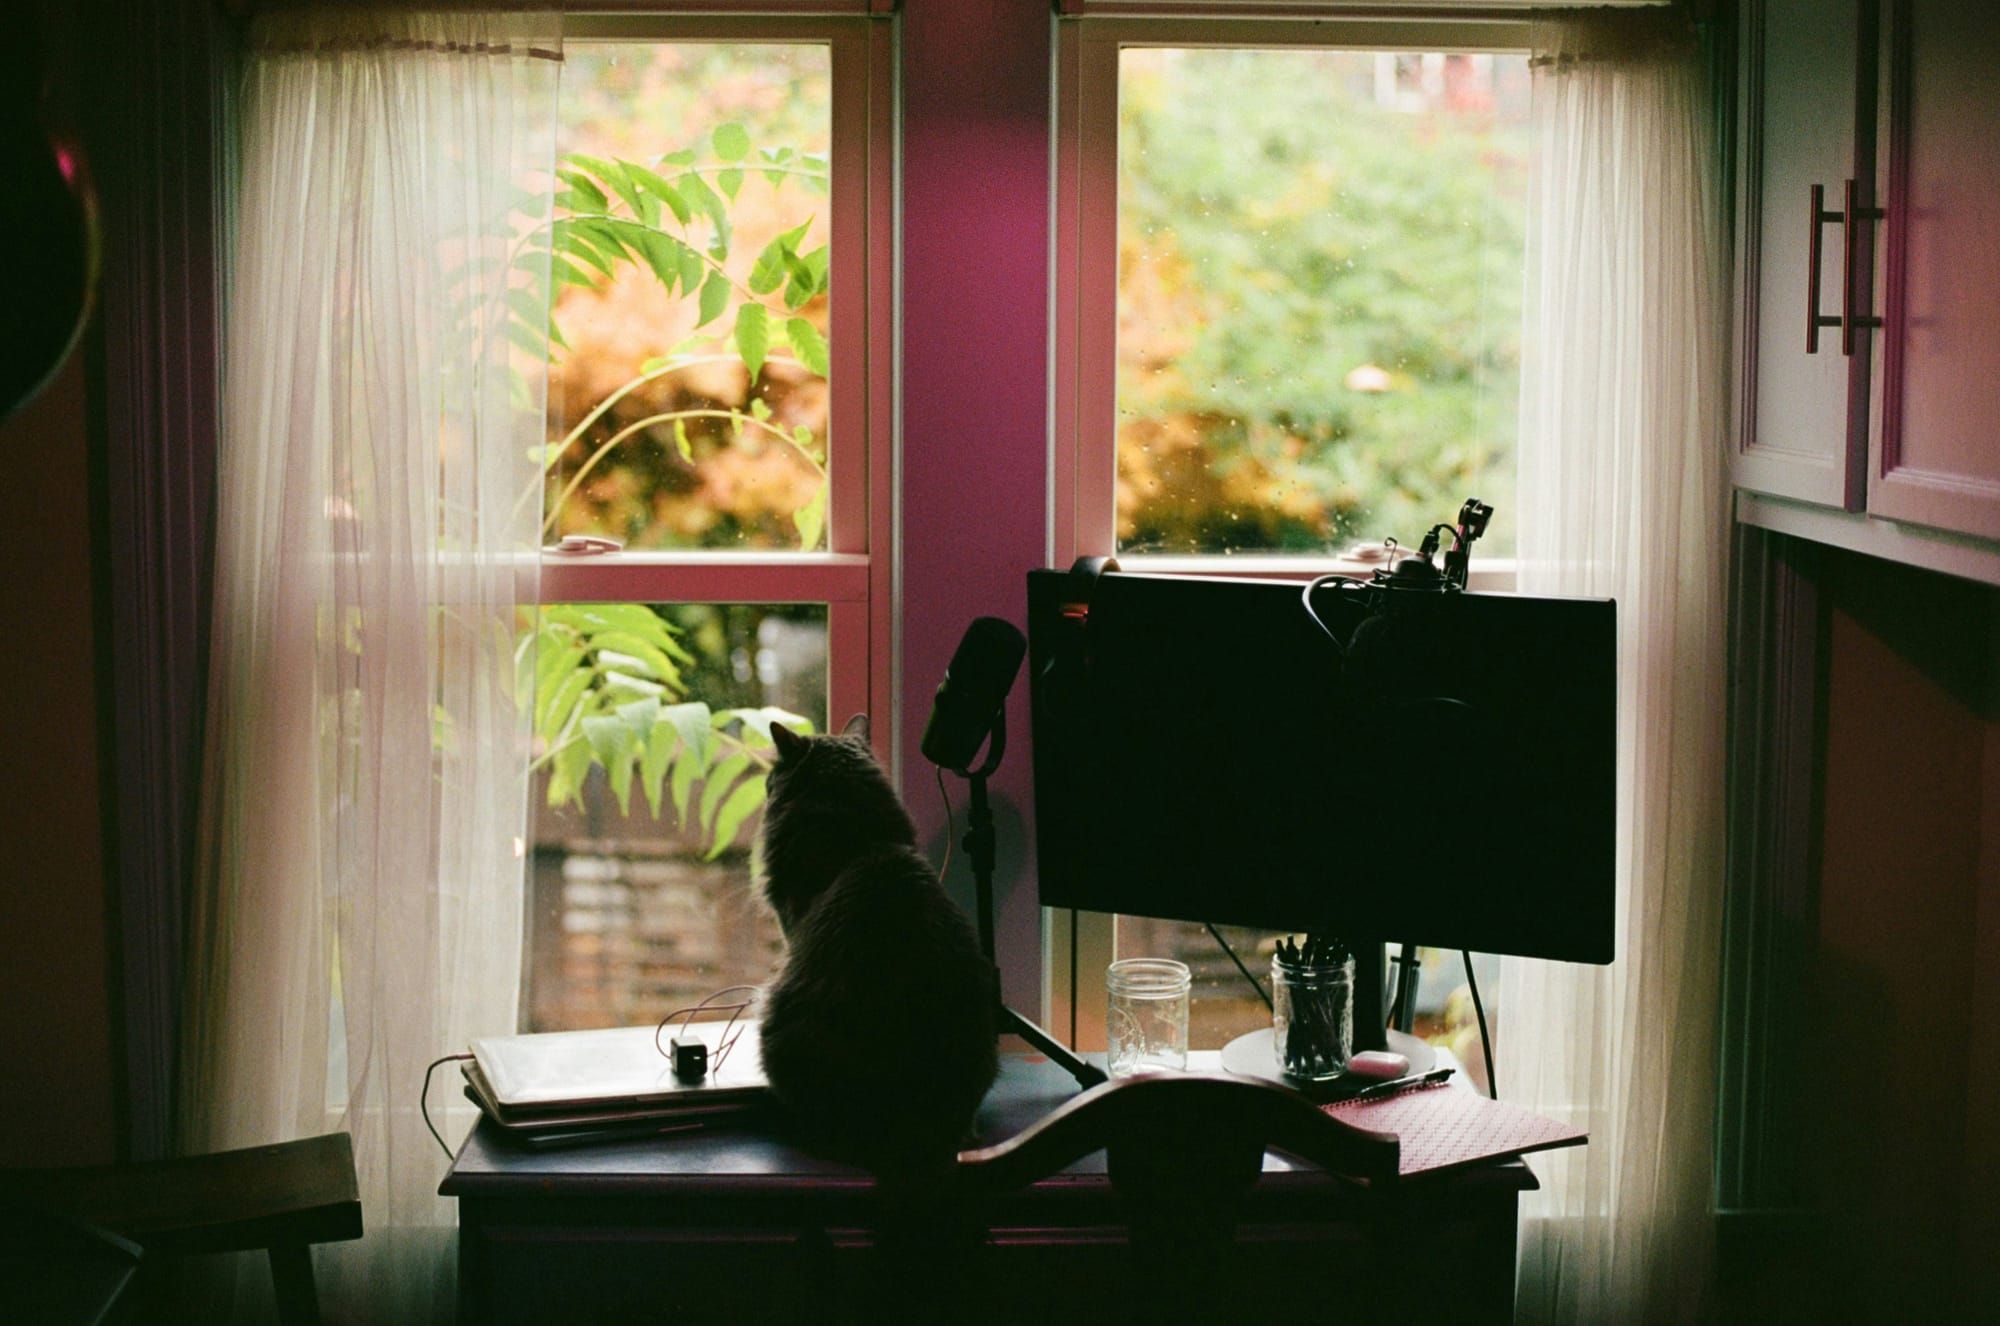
{"left": 1324, "top": 1083, "right": 1586, "bottom": 1177}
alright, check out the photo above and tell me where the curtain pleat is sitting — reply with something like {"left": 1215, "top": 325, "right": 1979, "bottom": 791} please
{"left": 1502, "top": 11, "right": 1729, "bottom": 1323}
{"left": 186, "top": 11, "right": 559, "bottom": 1321}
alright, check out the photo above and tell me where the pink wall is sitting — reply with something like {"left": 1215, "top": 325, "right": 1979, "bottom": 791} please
{"left": 0, "top": 354, "right": 118, "bottom": 1165}
{"left": 897, "top": 0, "right": 1053, "bottom": 1011}
{"left": 1809, "top": 553, "right": 1997, "bottom": 1313}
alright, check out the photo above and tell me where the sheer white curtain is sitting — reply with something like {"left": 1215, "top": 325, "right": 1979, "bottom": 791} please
{"left": 184, "top": 11, "right": 559, "bottom": 1321}
{"left": 1502, "top": 11, "right": 1728, "bottom": 1323}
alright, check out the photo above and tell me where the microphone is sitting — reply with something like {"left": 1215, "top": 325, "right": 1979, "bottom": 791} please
{"left": 921, "top": 616, "right": 1027, "bottom": 773}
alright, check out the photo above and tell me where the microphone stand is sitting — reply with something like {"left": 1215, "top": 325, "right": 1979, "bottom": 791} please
{"left": 947, "top": 707, "right": 1106, "bottom": 1090}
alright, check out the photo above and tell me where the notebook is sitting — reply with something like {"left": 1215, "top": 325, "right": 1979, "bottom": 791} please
{"left": 1323, "top": 1082, "right": 1586, "bottom": 1178}
{"left": 469, "top": 1019, "right": 768, "bottom": 1116}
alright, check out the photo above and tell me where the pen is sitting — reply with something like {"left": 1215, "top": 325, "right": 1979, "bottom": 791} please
{"left": 1346, "top": 1066, "right": 1456, "bottom": 1103}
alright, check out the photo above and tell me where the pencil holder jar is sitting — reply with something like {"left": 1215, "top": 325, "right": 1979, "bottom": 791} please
{"left": 1271, "top": 950, "right": 1354, "bottom": 1081}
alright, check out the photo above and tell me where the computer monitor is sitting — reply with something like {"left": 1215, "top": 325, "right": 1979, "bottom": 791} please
{"left": 1025, "top": 566, "right": 1618, "bottom": 976}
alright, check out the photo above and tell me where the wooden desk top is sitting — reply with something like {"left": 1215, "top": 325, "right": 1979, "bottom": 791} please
{"left": 443, "top": 1049, "right": 1536, "bottom": 1204}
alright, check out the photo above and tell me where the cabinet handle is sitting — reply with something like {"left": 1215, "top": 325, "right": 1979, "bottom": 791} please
{"left": 1810, "top": 182, "right": 1886, "bottom": 356}
{"left": 1807, "top": 184, "right": 1842, "bottom": 354}
{"left": 1840, "top": 178, "right": 1885, "bottom": 356}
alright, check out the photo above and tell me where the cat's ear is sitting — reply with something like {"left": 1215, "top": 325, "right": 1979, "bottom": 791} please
{"left": 770, "top": 721, "right": 808, "bottom": 761}
{"left": 841, "top": 712, "right": 871, "bottom": 744}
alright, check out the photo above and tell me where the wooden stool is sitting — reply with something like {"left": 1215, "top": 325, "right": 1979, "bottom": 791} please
{"left": 0, "top": 1132, "right": 362, "bottom": 1325}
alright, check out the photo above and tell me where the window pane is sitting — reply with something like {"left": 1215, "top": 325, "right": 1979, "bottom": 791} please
{"left": 1116, "top": 48, "right": 1528, "bottom": 557}
{"left": 547, "top": 43, "right": 833, "bottom": 551}
{"left": 525, "top": 603, "right": 826, "bottom": 1032}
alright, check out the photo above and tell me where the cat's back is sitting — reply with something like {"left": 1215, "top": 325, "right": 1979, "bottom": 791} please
{"left": 759, "top": 843, "right": 999, "bottom": 1164}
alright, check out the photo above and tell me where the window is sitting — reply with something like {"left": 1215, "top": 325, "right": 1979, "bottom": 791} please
{"left": 526, "top": 16, "right": 891, "bottom": 1032}
{"left": 1051, "top": 16, "right": 1529, "bottom": 1076}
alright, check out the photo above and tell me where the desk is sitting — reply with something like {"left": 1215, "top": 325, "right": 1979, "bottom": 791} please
{"left": 442, "top": 1051, "right": 1536, "bottom": 1324}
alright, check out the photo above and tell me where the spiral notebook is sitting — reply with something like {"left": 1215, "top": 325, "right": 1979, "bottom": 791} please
{"left": 1323, "top": 1082, "right": 1585, "bottom": 1177}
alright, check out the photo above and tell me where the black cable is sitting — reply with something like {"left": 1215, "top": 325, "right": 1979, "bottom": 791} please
{"left": 934, "top": 763, "right": 956, "bottom": 883}
{"left": 423, "top": 1052, "right": 475, "bottom": 1160}
{"left": 1204, "top": 922, "right": 1273, "bottom": 1013}
{"left": 654, "top": 985, "right": 760, "bottom": 1074}
{"left": 1462, "top": 949, "right": 1497, "bottom": 1099}
{"left": 1299, "top": 574, "right": 1370, "bottom": 653}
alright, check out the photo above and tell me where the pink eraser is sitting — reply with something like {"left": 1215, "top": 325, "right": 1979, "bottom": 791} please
{"left": 1346, "top": 1050, "right": 1410, "bottom": 1080}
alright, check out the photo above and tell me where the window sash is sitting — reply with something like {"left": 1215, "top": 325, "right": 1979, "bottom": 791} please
{"left": 550, "top": 13, "right": 895, "bottom": 756}
{"left": 1050, "top": 15, "right": 1529, "bottom": 1047}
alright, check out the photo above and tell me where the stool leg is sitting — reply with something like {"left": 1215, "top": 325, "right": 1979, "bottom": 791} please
{"left": 267, "top": 1242, "right": 321, "bottom": 1326}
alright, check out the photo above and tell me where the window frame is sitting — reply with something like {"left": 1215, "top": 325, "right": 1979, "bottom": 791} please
{"left": 1047, "top": 14, "right": 1530, "bottom": 1048}
{"left": 543, "top": 13, "right": 896, "bottom": 755}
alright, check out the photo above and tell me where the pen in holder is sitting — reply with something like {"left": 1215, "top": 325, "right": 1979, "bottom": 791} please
{"left": 1271, "top": 937, "right": 1354, "bottom": 1082}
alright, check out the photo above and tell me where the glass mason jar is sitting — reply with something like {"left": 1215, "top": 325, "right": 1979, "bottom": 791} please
{"left": 1271, "top": 951, "right": 1355, "bottom": 1081}
{"left": 1105, "top": 957, "right": 1191, "bottom": 1078}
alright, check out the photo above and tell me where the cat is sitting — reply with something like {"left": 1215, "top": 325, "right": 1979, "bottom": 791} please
{"left": 755, "top": 714, "right": 1000, "bottom": 1175}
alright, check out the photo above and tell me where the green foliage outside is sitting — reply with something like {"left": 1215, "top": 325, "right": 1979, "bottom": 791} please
{"left": 514, "top": 46, "right": 1530, "bottom": 856}
{"left": 1115, "top": 49, "right": 1527, "bottom": 556}
{"left": 514, "top": 104, "right": 830, "bottom": 855}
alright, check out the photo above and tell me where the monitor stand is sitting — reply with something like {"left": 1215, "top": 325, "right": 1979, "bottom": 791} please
{"left": 1218, "top": 1027, "right": 1437, "bottom": 1097}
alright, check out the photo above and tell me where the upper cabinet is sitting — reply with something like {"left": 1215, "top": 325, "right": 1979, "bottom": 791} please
{"left": 1733, "top": 0, "right": 2000, "bottom": 582}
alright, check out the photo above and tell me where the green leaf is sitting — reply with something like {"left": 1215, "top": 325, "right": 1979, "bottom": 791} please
{"left": 705, "top": 776, "right": 767, "bottom": 859}
{"left": 735, "top": 303, "right": 769, "bottom": 384}
{"left": 569, "top": 154, "right": 644, "bottom": 217}
{"left": 535, "top": 643, "right": 591, "bottom": 733}
{"left": 749, "top": 221, "right": 811, "bottom": 297}
{"left": 748, "top": 240, "right": 786, "bottom": 296}
{"left": 699, "top": 752, "right": 753, "bottom": 832}
{"left": 502, "top": 317, "right": 547, "bottom": 359}
{"left": 660, "top": 701, "right": 713, "bottom": 766}
{"left": 581, "top": 714, "right": 640, "bottom": 813}
{"left": 552, "top": 224, "right": 612, "bottom": 278}
{"left": 696, "top": 270, "right": 729, "bottom": 329}
{"left": 759, "top": 145, "right": 794, "bottom": 187}
{"left": 640, "top": 723, "right": 676, "bottom": 817}
{"left": 657, "top": 148, "right": 698, "bottom": 168}
{"left": 793, "top": 481, "right": 827, "bottom": 551}
{"left": 712, "top": 122, "right": 751, "bottom": 162}
{"left": 555, "top": 168, "right": 608, "bottom": 213}
{"left": 626, "top": 163, "right": 692, "bottom": 226}
{"left": 548, "top": 252, "right": 598, "bottom": 291}
{"left": 505, "top": 288, "right": 547, "bottom": 327}
{"left": 672, "top": 417, "right": 692, "bottom": 462}
{"left": 615, "top": 695, "right": 661, "bottom": 739}
{"left": 677, "top": 173, "right": 729, "bottom": 257}
{"left": 548, "top": 735, "right": 594, "bottom": 809}
{"left": 676, "top": 246, "right": 707, "bottom": 297}
{"left": 786, "top": 317, "right": 828, "bottom": 377}
{"left": 748, "top": 397, "right": 772, "bottom": 422}
{"left": 582, "top": 712, "right": 633, "bottom": 765}
{"left": 590, "top": 630, "right": 687, "bottom": 689}
{"left": 669, "top": 746, "right": 697, "bottom": 822}
{"left": 717, "top": 167, "right": 744, "bottom": 200}
{"left": 573, "top": 217, "right": 632, "bottom": 262}
{"left": 607, "top": 220, "right": 683, "bottom": 293}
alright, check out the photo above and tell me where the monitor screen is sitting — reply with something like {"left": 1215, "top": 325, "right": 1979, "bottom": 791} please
{"left": 1026, "top": 567, "right": 1617, "bottom": 966}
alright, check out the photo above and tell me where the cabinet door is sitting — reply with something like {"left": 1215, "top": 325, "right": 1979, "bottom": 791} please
{"left": 1870, "top": 0, "right": 2000, "bottom": 539}
{"left": 1733, "top": 0, "right": 1877, "bottom": 509}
